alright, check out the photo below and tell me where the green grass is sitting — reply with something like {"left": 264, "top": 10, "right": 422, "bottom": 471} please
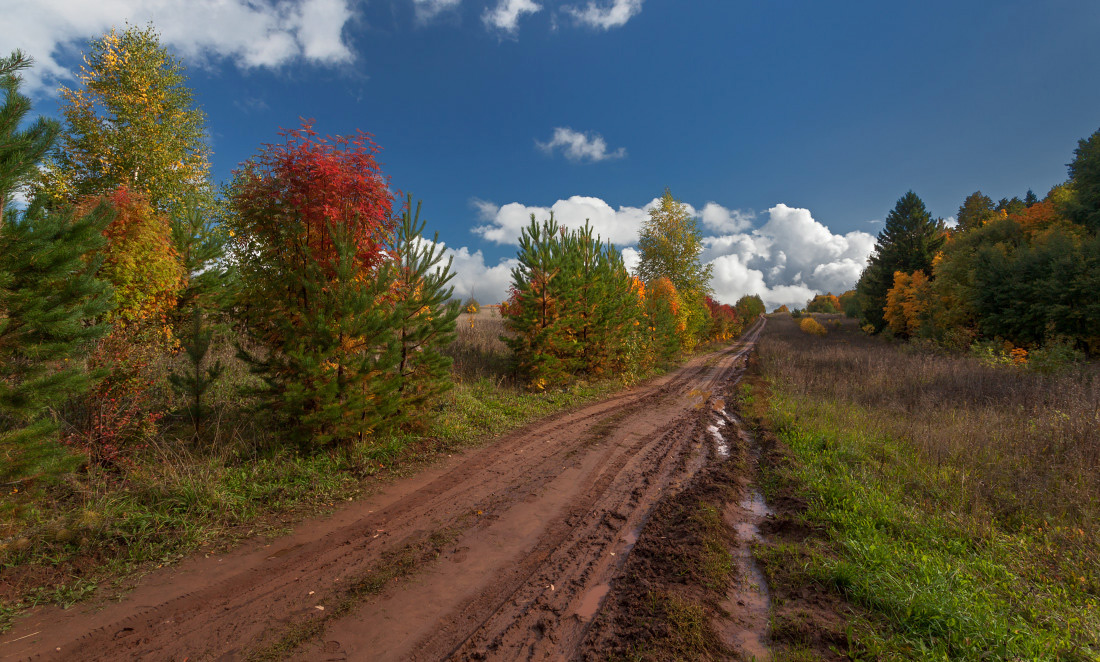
{"left": 754, "top": 341, "right": 1100, "bottom": 661}
{"left": 691, "top": 502, "right": 734, "bottom": 591}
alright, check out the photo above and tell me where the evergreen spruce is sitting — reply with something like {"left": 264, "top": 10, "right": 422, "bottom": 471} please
{"left": 1067, "top": 127, "right": 1100, "bottom": 233}
{"left": 857, "top": 191, "right": 945, "bottom": 331}
{"left": 0, "top": 51, "right": 115, "bottom": 481}
{"left": 390, "top": 195, "right": 460, "bottom": 425}
{"left": 168, "top": 306, "right": 223, "bottom": 436}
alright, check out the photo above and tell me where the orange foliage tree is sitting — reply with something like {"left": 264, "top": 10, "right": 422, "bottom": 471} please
{"left": 77, "top": 186, "right": 184, "bottom": 326}
{"left": 884, "top": 270, "right": 937, "bottom": 337}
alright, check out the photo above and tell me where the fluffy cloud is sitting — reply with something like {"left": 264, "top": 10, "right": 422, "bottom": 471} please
{"left": 8, "top": 0, "right": 357, "bottom": 95}
{"left": 466, "top": 195, "right": 874, "bottom": 312}
{"left": 440, "top": 244, "right": 518, "bottom": 304}
{"left": 699, "top": 202, "right": 754, "bottom": 234}
{"left": 537, "top": 127, "right": 626, "bottom": 163}
{"left": 482, "top": 0, "right": 542, "bottom": 34}
{"left": 472, "top": 195, "right": 658, "bottom": 246}
{"left": 564, "top": 0, "right": 644, "bottom": 29}
{"left": 704, "top": 204, "right": 875, "bottom": 310}
{"left": 413, "top": 0, "right": 462, "bottom": 21}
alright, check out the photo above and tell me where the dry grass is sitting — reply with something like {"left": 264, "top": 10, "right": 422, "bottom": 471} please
{"left": 751, "top": 313, "right": 1100, "bottom": 657}
{"left": 759, "top": 314, "right": 1100, "bottom": 536}
{"left": 445, "top": 309, "right": 512, "bottom": 383}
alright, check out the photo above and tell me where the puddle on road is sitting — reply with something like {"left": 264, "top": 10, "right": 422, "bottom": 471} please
{"left": 711, "top": 414, "right": 774, "bottom": 661}
{"left": 574, "top": 582, "right": 610, "bottom": 621}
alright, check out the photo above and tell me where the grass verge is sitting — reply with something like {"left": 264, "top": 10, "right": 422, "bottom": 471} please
{"left": 743, "top": 313, "right": 1100, "bottom": 661}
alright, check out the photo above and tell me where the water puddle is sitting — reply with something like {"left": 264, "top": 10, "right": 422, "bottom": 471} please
{"left": 574, "top": 582, "right": 610, "bottom": 620}
{"left": 714, "top": 419, "right": 774, "bottom": 660}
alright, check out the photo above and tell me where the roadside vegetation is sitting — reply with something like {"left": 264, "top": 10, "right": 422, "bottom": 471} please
{"left": 743, "top": 313, "right": 1099, "bottom": 660}
{"left": 0, "top": 26, "right": 749, "bottom": 631}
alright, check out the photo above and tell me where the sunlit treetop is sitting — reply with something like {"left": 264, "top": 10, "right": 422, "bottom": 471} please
{"left": 35, "top": 25, "right": 212, "bottom": 216}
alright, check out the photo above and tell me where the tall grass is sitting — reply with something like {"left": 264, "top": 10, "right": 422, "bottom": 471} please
{"left": 754, "top": 313, "right": 1100, "bottom": 659}
{"left": 760, "top": 314, "right": 1100, "bottom": 534}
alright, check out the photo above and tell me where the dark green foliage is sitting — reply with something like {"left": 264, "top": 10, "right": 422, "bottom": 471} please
{"left": 857, "top": 191, "right": 945, "bottom": 331}
{"left": 956, "top": 191, "right": 995, "bottom": 233}
{"left": 236, "top": 225, "right": 402, "bottom": 448}
{"left": 839, "top": 290, "right": 861, "bottom": 318}
{"left": 971, "top": 223, "right": 1100, "bottom": 350}
{"left": 1024, "top": 189, "right": 1039, "bottom": 207}
{"left": 0, "top": 51, "right": 115, "bottom": 481}
{"left": 168, "top": 306, "right": 223, "bottom": 436}
{"left": 1066, "top": 127, "right": 1100, "bottom": 233}
{"left": 996, "top": 196, "right": 1026, "bottom": 217}
{"left": 0, "top": 52, "right": 57, "bottom": 227}
{"left": 391, "top": 195, "right": 460, "bottom": 425}
{"left": 0, "top": 205, "right": 115, "bottom": 481}
{"left": 734, "top": 294, "right": 765, "bottom": 321}
{"left": 502, "top": 215, "right": 641, "bottom": 387}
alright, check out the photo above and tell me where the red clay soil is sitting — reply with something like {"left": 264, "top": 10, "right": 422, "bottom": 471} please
{"left": 2, "top": 320, "right": 766, "bottom": 662}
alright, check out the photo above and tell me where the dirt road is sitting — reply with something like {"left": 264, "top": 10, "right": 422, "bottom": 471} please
{"left": 4, "top": 319, "right": 765, "bottom": 662}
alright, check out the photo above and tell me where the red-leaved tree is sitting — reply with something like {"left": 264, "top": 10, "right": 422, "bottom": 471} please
{"left": 229, "top": 121, "right": 403, "bottom": 448}
{"left": 230, "top": 120, "right": 393, "bottom": 279}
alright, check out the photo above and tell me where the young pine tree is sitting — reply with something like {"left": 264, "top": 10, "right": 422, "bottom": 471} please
{"left": 390, "top": 195, "right": 460, "bottom": 426}
{"left": 0, "top": 51, "right": 115, "bottom": 481}
{"left": 237, "top": 225, "right": 402, "bottom": 448}
{"left": 503, "top": 215, "right": 580, "bottom": 388}
{"left": 168, "top": 306, "right": 224, "bottom": 437}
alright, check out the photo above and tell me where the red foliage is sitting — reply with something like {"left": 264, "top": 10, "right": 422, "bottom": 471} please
{"left": 1010, "top": 200, "right": 1062, "bottom": 236}
{"left": 62, "top": 327, "right": 166, "bottom": 468}
{"left": 705, "top": 296, "right": 741, "bottom": 340}
{"left": 231, "top": 120, "right": 394, "bottom": 276}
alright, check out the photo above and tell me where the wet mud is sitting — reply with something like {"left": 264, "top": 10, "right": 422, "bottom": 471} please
{"left": 4, "top": 321, "right": 767, "bottom": 662}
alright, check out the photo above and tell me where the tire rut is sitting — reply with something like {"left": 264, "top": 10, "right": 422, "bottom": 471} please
{"left": 4, "top": 319, "right": 764, "bottom": 662}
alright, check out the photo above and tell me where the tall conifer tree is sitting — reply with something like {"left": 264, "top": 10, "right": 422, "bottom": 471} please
{"left": 390, "top": 195, "right": 460, "bottom": 424}
{"left": 0, "top": 52, "right": 114, "bottom": 481}
{"left": 857, "top": 191, "right": 945, "bottom": 331}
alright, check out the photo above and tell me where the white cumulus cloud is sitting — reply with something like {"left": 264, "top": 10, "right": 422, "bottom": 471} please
{"left": 537, "top": 127, "right": 626, "bottom": 162}
{"left": 703, "top": 204, "right": 875, "bottom": 310}
{"left": 564, "top": 0, "right": 644, "bottom": 29}
{"left": 6, "top": 0, "right": 357, "bottom": 96}
{"left": 699, "top": 202, "right": 754, "bottom": 234}
{"left": 413, "top": 0, "right": 462, "bottom": 22}
{"left": 482, "top": 0, "right": 542, "bottom": 35}
{"left": 440, "top": 243, "right": 518, "bottom": 304}
{"left": 472, "top": 195, "right": 658, "bottom": 246}
{"left": 467, "top": 195, "right": 874, "bottom": 312}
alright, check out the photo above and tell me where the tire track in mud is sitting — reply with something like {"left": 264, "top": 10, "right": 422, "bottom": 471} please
{"left": 4, "top": 319, "right": 764, "bottom": 662}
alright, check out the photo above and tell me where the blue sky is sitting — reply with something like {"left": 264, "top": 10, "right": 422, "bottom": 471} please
{"left": 8, "top": 0, "right": 1100, "bottom": 308}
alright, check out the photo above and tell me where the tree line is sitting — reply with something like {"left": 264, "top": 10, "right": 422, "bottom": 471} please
{"left": 850, "top": 133, "right": 1100, "bottom": 362}
{"left": 1, "top": 26, "right": 760, "bottom": 485}
{"left": 501, "top": 190, "right": 763, "bottom": 390}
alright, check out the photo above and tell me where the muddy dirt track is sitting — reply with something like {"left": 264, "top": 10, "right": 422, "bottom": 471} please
{"left": 4, "top": 319, "right": 765, "bottom": 662}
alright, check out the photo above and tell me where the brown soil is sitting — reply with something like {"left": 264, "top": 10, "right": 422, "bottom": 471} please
{"left": 734, "top": 367, "right": 862, "bottom": 661}
{"left": 2, "top": 320, "right": 766, "bottom": 662}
